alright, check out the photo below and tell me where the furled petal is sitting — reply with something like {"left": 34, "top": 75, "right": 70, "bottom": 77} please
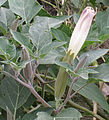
{"left": 68, "top": 6, "right": 96, "bottom": 56}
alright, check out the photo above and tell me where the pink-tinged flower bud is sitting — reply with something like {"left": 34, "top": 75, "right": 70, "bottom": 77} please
{"left": 68, "top": 6, "right": 96, "bottom": 57}
{"left": 55, "top": 7, "right": 96, "bottom": 100}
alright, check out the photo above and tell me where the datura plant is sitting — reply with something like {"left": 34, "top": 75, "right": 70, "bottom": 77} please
{"left": 1, "top": 0, "right": 109, "bottom": 119}
{"left": 55, "top": 7, "right": 96, "bottom": 100}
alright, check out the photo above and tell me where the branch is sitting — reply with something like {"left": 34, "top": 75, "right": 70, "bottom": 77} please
{"left": 3, "top": 71, "right": 51, "bottom": 108}
{"left": 68, "top": 100, "right": 105, "bottom": 120}
{"left": 40, "top": 0, "right": 57, "bottom": 9}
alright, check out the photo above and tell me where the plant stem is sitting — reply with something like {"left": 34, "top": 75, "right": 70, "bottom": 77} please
{"left": 3, "top": 71, "right": 30, "bottom": 88}
{"left": 78, "top": 0, "right": 88, "bottom": 15}
{"left": 3, "top": 71, "right": 51, "bottom": 108}
{"left": 40, "top": 0, "right": 57, "bottom": 9}
{"left": 69, "top": 82, "right": 88, "bottom": 99}
{"left": 54, "top": 56, "right": 88, "bottom": 114}
{"left": 27, "top": 104, "right": 41, "bottom": 113}
{"left": 29, "top": 82, "right": 51, "bottom": 107}
{"left": 68, "top": 100, "right": 105, "bottom": 120}
{"left": 54, "top": 0, "right": 61, "bottom": 15}
{"left": 84, "top": 98, "right": 109, "bottom": 120}
{"left": 62, "top": 0, "right": 68, "bottom": 15}
{"left": 36, "top": 74, "right": 106, "bottom": 120}
{"left": 43, "top": 80, "right": 105, "bottom": 120}
{"left": 35, "top": 73, "right": 55, "bottom": 93}
{"left": 54, "top": 82, "right": 88, "bottom": 114}
{"left": 39, "top": 74, "right": 56, "bottom": 81}
{"left": 19, "top": 73, "right": 27, "bottom": 83}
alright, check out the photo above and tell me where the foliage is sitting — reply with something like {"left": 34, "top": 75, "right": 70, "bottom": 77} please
{"left": 0, "top": 0, "right": 109, "bottom": 120}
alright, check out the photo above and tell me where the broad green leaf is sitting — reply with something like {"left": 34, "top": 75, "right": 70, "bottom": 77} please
{"left": 51, "top": 28, "right": 70, "bottom": 42}
{"left": 22, "top": 112, "right": 37, "bottom": 120}
{"left": 96, "top": 8, "right": 109, "bottom": 40}
{"left": 22, "top": 108, "right": 53, "bottom": 120}
{"left": 8, "top": 0, "right": 42, "bottom": 23}
{"left": 0, "top": 0, "right": 6, "bottom": 6}
{"left": 36, "top": 112, "right": 53, "bottom": 120}
{"left": 86, "top": 23, "right": 99, "bottom": 42}
{"left": 23, "top": 94, "right": 36, "bottom": 109}
{"left": 39, "top": 48, "right": 65, "bottom": 64}
{"left": 82, "top": 24, "right": 100, "bottom": 49}
{"left": 96, "top": 8, "right": 109, "bottom": 31}
{"left": 69, "top": 78, "right": 109, "bottom": 113}
{"left": 77, "top": 68, "right": 98, "bottom": 80}
{"left": 29, "top": 16, "right": 71, "bottom": 51}
{"left": 10, "top": 59, "right": 33, "bottom": 71}
{"left": 55, "top": 61, "right": 98, "bottom": 79}
{"left": 90, "top": 63, "right": 109, "bottom": 82}
{"left": 56, "top": 108, "right": 82, "bottom": 120}
{"left": 96, "top": 0, "right": 109, "bottom": 6}
{"left": 52, "top": 15, "right": 72, "bottom": 22}
{"left": 59, "top": 24, "right": 72, "bottom": 37}
{"left": 29, "top": 16, "right": 52, "bottom": 51}
{"left": 55, "top": 61, "right": 75, "bottom": 73}
{"left": 71, "top": 0, "right": 79, "bottom": 7}
{"left": 0, "top": 7, "right": 15, "bottom": 27}
{"left": 98, "top": 26, "right": 109, "bottom": 40}
{"left": 79, "top": 49, "right": 109, "bottom": 65}
{"left": 0, "top": 69, "right": 31, "bottom": 114}
{"left": 39, "top": 41, "right": 67, "bottom": 56}
{"left": 10, "top": 30, "right": 32, "bottom": 49}
{"left": 0, "top": 37, "right": 16, "bottom": 59}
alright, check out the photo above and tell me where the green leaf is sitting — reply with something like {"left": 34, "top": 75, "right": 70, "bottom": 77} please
{"left": 55, "top": 61, "right": 98, "bottom": 79}
{"left": 79, "top": 49, "right": 109, "bottom": 65}
{"left": 86, "top": 23, "right": 99, "bottom": 42}
{"left": 36, "top": 112, "right": 53, "bottom": 120}
{"left": 29, "top": 16, "right": 70, "bottom": 51}
{"left": 98, "top": 26, "right": 109, "bottom": 40}
{"left": 82, "top": 24, "right": 100, "bottom": 49}
{"left": 51, "top": 28, "right": 70, "bottom": 42}
{"left": 71, "top": 0, "right": 79, "bottom": 7}
{"left": 0, "top": 37, "right": 16, "bottom": 59}
{"left": 59, "top": 24, "right": 72, "bottom": 37}
{"left": 39, "top": 48, "right": 65, "bottom": 64}
{"left": 69, "top": 78, "right": 109, "bottom": 113}
{"left": 96, "top": 0, "right": 109, "bottom": 6}
{"left": 10, "top": 30, "right": 32, "bottom": 49}
{"left": 0, "top": 0, "right": 6, "bottom": 6}
{"left": 8, "top": 0, "right": 42, "bottom": 23}
{"left": 29, "top": 16, "right": 52, "bottom": 51}
{"left": 77, "top": 68, "right": 98, "bottom": 80}
{"left": 96, "top": 8, "right": 109, "bottom": 40}
{"left": 96, "top": 8, "right": 109, "bottom": 31}
{"left": 39, "top": 41, "right": 67, "bottom": 56}
{"left": 90, "top": 63, "right": 109, "bottom": 82}
{"left": 0, "top": 7, "right": 15, "bottom": 27}
{"left": 22, "top": 108, "right": 53, "bottom": 120}
{"left": 56, "top": 108, "right": 82, "bottom": 120}
{"left": 0, "top": 69, "right": 31, "bottom": 114}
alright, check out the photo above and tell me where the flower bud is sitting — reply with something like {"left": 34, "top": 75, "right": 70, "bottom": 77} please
{"left": 68, "top": 6, "right": 96, "bottom": 57}
{"left": 55, "top": 7, "right": 96, "bottom": 100}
